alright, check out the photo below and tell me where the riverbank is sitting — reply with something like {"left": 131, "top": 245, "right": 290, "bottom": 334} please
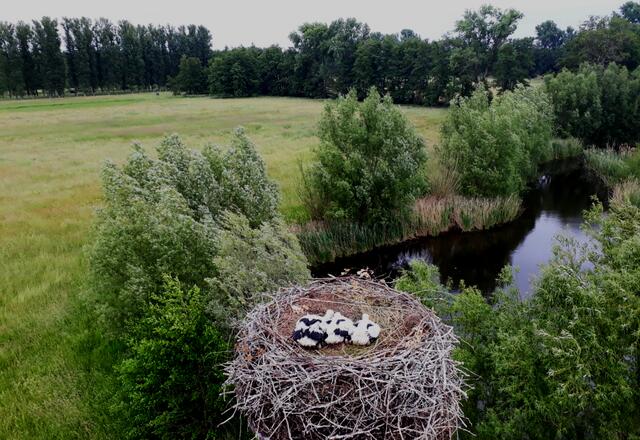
{"left": 311, "top": 158, "right": 606, "bottom": 294}
{"left": 297, "top": 140, "right": 585, "bottom": 266}
{"left": 295, "top": 194, "right": 522, "bottom": 265}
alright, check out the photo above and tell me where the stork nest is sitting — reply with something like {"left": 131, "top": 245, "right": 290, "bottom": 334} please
{"left": 224, "top": 277, "right": 467, "bottom": 440}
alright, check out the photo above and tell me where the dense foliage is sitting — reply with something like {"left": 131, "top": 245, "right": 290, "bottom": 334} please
{"left": 0, "top": 18, "right": 211, "bottom": 96}
{"left": 438, "top": 86, "right": 554, "bottom": 197}
{"left": 89, "top": 130, "right": 309, "bottom": 439}
{"left": 396, "top": 196, "right": 640, "bottom": 439}
{"left": 88, "top": 129, "right": 296, "bottom": 329}
{"left": 545, "top": 63, "right": 640, "bottom": 147}
{"left": 5, "top": 2, "right": 639, "bottom": 99}
{"left": 116, "top": 278, "right": 233, "bottom": 439}
{"left": 170, "top": 56, "right": 207, "bottom": 95}
{"left": 302, "top": 88, "right": 427, "bottom": 224}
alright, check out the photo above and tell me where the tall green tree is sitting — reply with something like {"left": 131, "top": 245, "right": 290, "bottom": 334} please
{"left": 534, "top": 20, "right": 572, "bottom": 74}
{"left": 15, "top": 22, "right": 38, "bottom": 95}
{"left": 620, "top": 1, "right": 640, "bottom": 23}
{"left": 0, "top": 22, "right": 25, "bottom": 97}
{"left": 208, "top": 47, "right": 261, "bottom": 97}
{"left": 494, "top": 38, "right": 535, "bottom": 90}
{"left": 170, "top": 55, "right": 207, "bottom": 94}
{"left": 94, "top": 18, "right": 121, "bottom": 90}
{"left": 453, "top": 5, "right": 524, "bottom": 84}
{"left": 32, "top": 17, "right": 65, "bottom": 96}
{"left": 118, "top": 20, "right": 144, "bottom": 89}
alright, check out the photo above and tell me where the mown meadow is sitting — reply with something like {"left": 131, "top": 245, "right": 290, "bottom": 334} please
{"left": 0, "top": 92, "right": 446, "bottom": 439}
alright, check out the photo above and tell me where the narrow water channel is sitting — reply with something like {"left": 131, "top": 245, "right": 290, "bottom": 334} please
{"left": 313, "top": 159, "right": 607, "bottom": 296}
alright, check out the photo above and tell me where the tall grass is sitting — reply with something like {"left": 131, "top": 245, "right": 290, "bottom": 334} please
{"left": 611, "top": 179, "right": 640, "bottom": 208}
{"left": 585, "top": 148, "right": 633, "bottom": 185}
{"left": 550, "top": 137, "right": 583, "bottom": 160}
{"left": 297, "top": 194, "right": 523, "bottom": 265}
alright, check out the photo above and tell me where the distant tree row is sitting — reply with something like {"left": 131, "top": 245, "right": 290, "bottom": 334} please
{"left": 0, "top": 17, "right": 211, "bottom": 97}
{"left": 3, "top": 2, "right": 640, "bottom": 101}
{"left": 178, "top": 2, "right": 640, "bottom": 104}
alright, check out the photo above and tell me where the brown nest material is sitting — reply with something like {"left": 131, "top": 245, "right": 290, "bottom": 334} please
{"left": 224, "top": 277, "right": 467, "bottom": 440}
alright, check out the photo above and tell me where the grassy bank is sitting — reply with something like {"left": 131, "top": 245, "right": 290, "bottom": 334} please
{"left": 585, "top": 147, "right": 640, "bottom": 185}
{"left": 0, "top": 93, "right": 446, "bottom": 439}
{"left": 297, "top": 195, "right": 522, "bottom": 265}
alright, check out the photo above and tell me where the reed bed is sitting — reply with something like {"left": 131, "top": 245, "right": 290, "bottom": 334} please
{"left": 611, "top": 179, "right": 640, "bottom": 207}
{"left": 296, "top": 195, "right": 522, "bottom": 265}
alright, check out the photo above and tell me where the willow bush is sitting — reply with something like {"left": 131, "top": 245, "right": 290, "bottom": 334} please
{"left": 302, "top": 87, "right": 428, "bottom": 225}
{"left": 438, "top": 85, "right": 554, "bottom": 197}
{"left": 88, "top": 128, "right": 304, "bottom": 329}
{"left": 545, "top": 63, "right": 640, "bottom": 147}
{"left": 90, "top": 130, "right": 309, "bottom": 439}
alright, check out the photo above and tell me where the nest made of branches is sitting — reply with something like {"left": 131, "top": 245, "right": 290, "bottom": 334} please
{"left": 224, "top": 277, "right": 467, "bottom": 440}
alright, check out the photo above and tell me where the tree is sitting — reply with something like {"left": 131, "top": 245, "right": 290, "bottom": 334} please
{"left": 118, "top": 20, "right": 144, "bottom": 89}
{"left": 88, "top": 129, "right": 288, "bottom": 328}
{"left": 453, "top": 5, "right": 524, "bottom": 84}
{"left": 170, "top": 55, "right": 206, "bottom": 94}
{"left": 534, "top": 20, "right": 571, "bottom": 74}
{"left": 620, "top": 1, "right": 640, "bottom": 23}
{"left": 63, "top": 17, "right": 98, "bottom": 92}
{"left": 561, "top": 16, "right": 640, "bottom": 70}
{"left": 439, "top": 86, "right": 554, "bottom": 197}
{"left": 0, "top": 22, "right": 25, "bottom": 97}
{"left": 32, "top": 17, "right": 65, "bottom": 96}
{"left": 494, "top": 38, "right": 535, "bottom": 90}
{"left": 302, "top": 88, "right": 428, "bottom": 224}
{"left": 545, "top": 63, "right": 640, "bottom": 147}
{"left": 208, "top": 47, "right": 261, "bottom": 97}
{"left": 116, "top": 278, "right": 233, "bottom": 440}
{"left": 94, "top": 18, "right": 121, "bottom": 90}
{"left": 15, "top": 22, "right": 38, "bottom": 95}
{"left": 397, "top": 195, "right": 640, "bottom": 438}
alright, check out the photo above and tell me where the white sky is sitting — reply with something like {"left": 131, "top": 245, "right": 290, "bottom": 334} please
{"left": 3, "top": 0, "right": 623, "bottom": 49}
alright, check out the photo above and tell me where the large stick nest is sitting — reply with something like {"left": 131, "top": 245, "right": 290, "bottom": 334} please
{"left": 224, "top": 277, "right": 467, "bottom": 440}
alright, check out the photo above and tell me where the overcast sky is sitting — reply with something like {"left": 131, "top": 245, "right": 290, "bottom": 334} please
{"left": 4, "top": 0, "right": 623, "bottom": 48}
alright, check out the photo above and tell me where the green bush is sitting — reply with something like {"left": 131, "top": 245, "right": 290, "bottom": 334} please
{"left": 88, "top": 129, "right": 285, "bottom": 329}
{"left": 115, "top": 277, "right": 234, "bottom": 440}
{"left": 438, "top": 85, "right": 554, "bottom": 197}
{"left": 207, "top": 211, "right": 309, "bottom": 327}
{"left": 396, "top": 197, "right": 640, "bottom": 439}
{"left": 302, "top": 87, "right": 428, "bottom": 225}
{"left": 545, "top": 63, "right": 640, "bottom": 147}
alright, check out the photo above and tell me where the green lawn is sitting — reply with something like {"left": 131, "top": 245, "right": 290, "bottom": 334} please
{"left": 0, "top": 92, "right": 446, "bottom": 439}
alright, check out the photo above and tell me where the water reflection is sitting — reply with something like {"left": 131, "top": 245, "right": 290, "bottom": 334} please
{"left": 313, "top": 159, "right": 605, "bottom": 295}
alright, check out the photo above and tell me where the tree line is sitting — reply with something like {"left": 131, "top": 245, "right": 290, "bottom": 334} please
{"left": 0, "top": 17, "right": 211, "bottom": 97}
{"left": 2, "top": 2, "right": 640, "bottom": 101}
{"left": 183, "top": 1, "right": 640, "bottom": 105}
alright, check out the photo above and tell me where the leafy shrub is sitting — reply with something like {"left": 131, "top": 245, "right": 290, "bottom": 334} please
{"left": 396, "top": 197, "right": 640, "bottom": 439}
{"left": 92, "top": 130, "right": 309, "bottom": 439}
{"left": 438, "top": 85, "right": 554, "bottom": 197}
{"left": 545, "top": 63, "right": 640, "bottom": 147}
{"left": 302, "top": 87, "right": 428, "bottom": 225}
{"left": 88, "top": 129, "right": 285, "bottom": 329}
{"left": 207, "top": 212, "right": 310, "bottom": 327}
{"left": 115, "top": 277, "right": 234, "bottom": 440}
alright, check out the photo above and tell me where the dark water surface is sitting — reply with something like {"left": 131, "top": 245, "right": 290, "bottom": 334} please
{"left": 312, "top": 160, "right": 606, "bottom": 296}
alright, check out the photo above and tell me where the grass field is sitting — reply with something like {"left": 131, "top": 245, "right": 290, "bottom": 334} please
{"left": 0, "top": 92, "right": 446, "bottom": 439}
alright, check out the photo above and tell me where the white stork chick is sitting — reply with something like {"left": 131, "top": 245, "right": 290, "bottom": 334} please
{"left": 293, "top": 310, "right": 334, "bottom": 348}
{"left": 350, "top": 314, "right": 381, "bottom": 346}
{"left": 325, "top": 312, "right": 354, "bottom": 344}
